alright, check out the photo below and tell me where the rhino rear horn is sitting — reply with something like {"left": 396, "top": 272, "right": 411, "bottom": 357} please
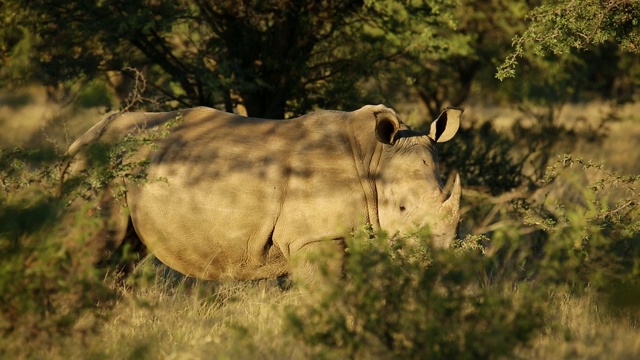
{"left": 428, "top": 107, "right": 463, "bottom": 143}
{"left": 375, "top": 111, "right": 401, "bottom": 145}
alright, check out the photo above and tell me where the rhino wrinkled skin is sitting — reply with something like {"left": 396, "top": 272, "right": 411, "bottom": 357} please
{"left": 67, "top": 104, "right": 462, "bottom": 283}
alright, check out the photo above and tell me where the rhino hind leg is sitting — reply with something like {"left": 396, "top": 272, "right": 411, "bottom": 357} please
{"left": 99, "top": 218, "right": 148, "bottom": 279}
{"left": 91, "top": 186, "right": 147, "bottom": 281}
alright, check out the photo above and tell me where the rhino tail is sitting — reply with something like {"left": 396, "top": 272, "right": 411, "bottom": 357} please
{"left": 57, "top": 112, "right": 123, "bottom": 198}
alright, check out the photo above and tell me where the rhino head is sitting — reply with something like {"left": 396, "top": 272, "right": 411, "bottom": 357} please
{"left": 374, "top": 107, "right": 462, "bottom": 248}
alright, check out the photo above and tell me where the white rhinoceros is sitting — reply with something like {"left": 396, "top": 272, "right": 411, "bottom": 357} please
{"left": 66, "top": 104, "right": 462, "bottom": 282}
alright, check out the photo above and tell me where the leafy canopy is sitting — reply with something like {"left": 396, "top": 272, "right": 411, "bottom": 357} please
{"left": 498, "top": 0, "right": 640, "bottom": 80}
{"left": 1, "top": 0, "right": 468, "bottom": 118}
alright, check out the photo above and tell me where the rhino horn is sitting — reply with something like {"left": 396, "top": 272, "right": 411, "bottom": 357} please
{"left": 441, "top": 173, "right": 461, "bottom": 218}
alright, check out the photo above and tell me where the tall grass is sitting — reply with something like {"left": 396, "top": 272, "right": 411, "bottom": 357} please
{"left": 518, "top": 288, "right": 640, "bottom": 359}
{"left": 86, "top": 277, "right": 308, "bottom": 359}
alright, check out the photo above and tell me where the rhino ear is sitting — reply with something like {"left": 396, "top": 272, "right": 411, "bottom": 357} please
{"left": 428, "top": 107, "right": 463, "bottom": 143}
{"left": 375, "top": 111, "right": 401, "bottom": 145}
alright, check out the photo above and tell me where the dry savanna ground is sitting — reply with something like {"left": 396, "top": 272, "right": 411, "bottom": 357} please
{"left": 1, "top": 87, "right": 640, "bottom": 359}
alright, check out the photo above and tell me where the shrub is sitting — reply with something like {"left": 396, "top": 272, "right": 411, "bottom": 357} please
{"left": 0, "top": 148, "right": 115, "bottom": 356}
{"left": 520, "top": 155, "right": 640, "bottom": 289}
{"left": 0, "top": 117, "right": 176, "bottom": 356}
{"left": 287, "top": 229, "right": 546, "bottom": 360}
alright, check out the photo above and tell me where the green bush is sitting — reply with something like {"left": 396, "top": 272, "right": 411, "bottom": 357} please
{"left": 75, "top": 80, "right": 114, "bottom": 109}
{"left": 0, "top": 148, "right": 115, "bottom": 355}
{"left": 287, "top": 230, "right": 546, "bottom": 359}
{"left": 521, "top": 155, "right": 640, "bottom": 288}
{"left": 0, "top": 117, "right": 177, "bottom": 355}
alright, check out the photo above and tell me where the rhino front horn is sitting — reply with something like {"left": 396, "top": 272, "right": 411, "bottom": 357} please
{"left": 441, "top": 173, "right": 461, "bottom": 218}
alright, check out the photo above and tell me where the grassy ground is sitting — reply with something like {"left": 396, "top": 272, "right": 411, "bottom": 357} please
{"left": 519, "top": 289, "right": 640, "bottom": 359}
{"left": 19, "top": 275, "right": 640, "bottom": 359}
{"left": 93, "top": 281, "right": 308, "bottom": 359}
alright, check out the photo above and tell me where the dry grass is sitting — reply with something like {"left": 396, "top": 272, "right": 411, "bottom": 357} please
{"left": 519, "top": 289, "right": 640, "bottom": 359}
{"left": 468, "top": 100, "right": 640, "bottom": 175}
{"left": 9, "top": 263, "right": 312, "bottom": 359}
{"left": 75, "top": 279, "right": 310, "bottom": 359}
{"left": 9, "top": 283, "right": 638, "bottom": 359}
{"left": 28, "top": 277, "right": 640, "bottom": 359}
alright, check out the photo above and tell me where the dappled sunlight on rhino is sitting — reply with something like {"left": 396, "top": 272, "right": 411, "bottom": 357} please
{"left": 64, "top": 104, "right": 462, "bottom": 284}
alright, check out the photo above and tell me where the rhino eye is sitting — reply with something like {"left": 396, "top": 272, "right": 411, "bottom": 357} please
{"left": 399, "top": 206, "right": 406, "bottom": 212}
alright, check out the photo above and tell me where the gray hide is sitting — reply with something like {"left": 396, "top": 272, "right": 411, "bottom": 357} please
{"left": 66, "top": 104, "right": 462, "bottom": 282}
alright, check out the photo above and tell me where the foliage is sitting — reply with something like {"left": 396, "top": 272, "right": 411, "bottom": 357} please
{"left": 288, "top": 230, "right": 546, "bottom": 359}
{"left": 3, "top": 0, "right": 639, "bottom": 123}
{"left": 1, "top": 0, "right": 640, "bottom": 358}
{"left": 519, "top": 155, "right": 640, "bottom": 288}
{"left": 458, "top": 151, "right": 640, "bottom": 307}
{"left": 62, "top": 111, "right": 183, "bottom": 204}
{"left": 0, "top": 147, "right": 114, "bottom": 354}
{"left": 498, "top": 0, "right": 640, "bottom": 80}
{"left": 443, "top": 100, "right": 619, "bottom": 195}
{"left": 403, "top": 0, "right": 530, "bottom": 116}
{"left": 1, "top": 109, "right": 639, "bottom": 358}
{"left": 360, "top": 0, "right": 475, "bottom": 116}
{"left": 0, "top": 0, "right": 470, "bottom": 118}
{"left": 286, "top": 151, "right": 640, "bottom": 358}
{"left": 0, "top": 109, "right": 182, "bottom": 354}
{"left": 440, "top": 120, "right": 526, "bottom": 195}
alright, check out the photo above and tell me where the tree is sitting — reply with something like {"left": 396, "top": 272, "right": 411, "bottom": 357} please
{"left": 3, "top": 0, "right": 638, "bottom": 120}
{"left": 406, "top": 0, "right": 530, "bottom": 117}
{"left": 1, "top": 0, "right": 468, "bottom": 118}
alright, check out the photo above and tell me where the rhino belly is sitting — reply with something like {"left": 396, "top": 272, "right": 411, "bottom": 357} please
{"left": 126, "top": 178, "right": 285, "bottom": 280}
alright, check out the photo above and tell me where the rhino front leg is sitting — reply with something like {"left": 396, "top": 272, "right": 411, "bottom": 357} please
{"left": 289, "top": 238, "right": 346, "bottom": 287}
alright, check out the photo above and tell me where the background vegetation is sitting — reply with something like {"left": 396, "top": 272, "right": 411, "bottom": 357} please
{"left": 1, "top": 0, "right": 639, "bottom": 358}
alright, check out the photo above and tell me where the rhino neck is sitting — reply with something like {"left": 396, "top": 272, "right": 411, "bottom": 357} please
{"left": 346, "top": 118, "right": 384, "bottom": 229}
